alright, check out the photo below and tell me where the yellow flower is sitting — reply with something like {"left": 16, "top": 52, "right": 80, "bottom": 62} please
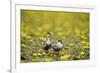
{"left": 21, "top": 32, "right": 26, "bottom": 37}
{"left": 42, "top": 52, "right": 46, "bottom": 55}
{"left": 37, "top": 53, "right": 42, "bottom": 56}
{"left": 39, "top": 49, "right": 43, "bottom": 51}
{"left": 39, "top": 37, "right": 45, "bottom": 41}
{"left": 21, "top": 44, "right": 26, "bottom": 48}
{"left": 29, "top": 39, "right": 33, "bottom": 43}
{"left": 86, "top": 42, "right": 89, "bottom": 46}
{"left": 60, "top": 54, "right": 70, "bottom": 60}
{"left": 80, "top": 52, "right": 85, "bottom": 55}
{"left": 82, "top": 45, "right": 89, "bottom": 49}
{"left": 49, "top": 53, "right": 53, "bottom": 56}
{"left": 26, "top": 36, "right": 31, "bottom": 40}
{"left": 81, "top": 35, "right": 87, "bottom": 40}
{"left": 45, "top": 58, "right": 53, "bottom": 62}
{"left": 34, "top": 32, "right": 40, "bottom": 36}
{"left": 82, "top": 40, "right": 86, "bottom": 44}
{"left": 32, "top": 58, "right": 40, "bottom": 62}
{"left": 33, "top": 53, "right": 37, "bottom": 56}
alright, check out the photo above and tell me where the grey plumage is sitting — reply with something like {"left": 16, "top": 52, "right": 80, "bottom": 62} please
{"left": 51, "top": 40, "right": 63, "bottom": 52}
{"left": 42, "top": 33, "right": 52, "bottom": 53}
{"left": 42, "top": 33, "right": 63, "bottom": 54}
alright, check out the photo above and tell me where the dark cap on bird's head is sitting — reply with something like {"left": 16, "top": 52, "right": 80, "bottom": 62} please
{"left": 58, "top": 40, "right": 63, "bottom": 43}
{"left": 46, "top": 32, "right": 51, "bottom": 37}
{"left": 46, "top": 32, "right": 51, "bottom": 35}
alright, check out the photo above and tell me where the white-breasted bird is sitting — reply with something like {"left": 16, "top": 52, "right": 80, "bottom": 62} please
{"left": 42, "top": 33, "right": 52, "bottom": 53}
{"left": 51, "top": 40, "right": 63, "bottom": 52}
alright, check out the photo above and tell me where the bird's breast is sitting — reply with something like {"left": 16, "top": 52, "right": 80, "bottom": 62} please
{"left": 46, "top": 40, "right": 51, "bottom": 45}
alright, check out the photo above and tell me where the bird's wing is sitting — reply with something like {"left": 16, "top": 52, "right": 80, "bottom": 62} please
{"left": 51, "top": 43, "right": 57, "bottom": 49}
{"left": 57, "top": 43, "right": 63, "bottom": 48}
{"left": 51, "top": 43, "right": 55, "bottom": 48}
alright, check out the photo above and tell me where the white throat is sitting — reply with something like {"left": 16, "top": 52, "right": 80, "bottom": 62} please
{"left": 57, "top": 42, "right": 63, "bottom": 48}
{"left": 45, "top": 36, "right": 51, "bottom": 45}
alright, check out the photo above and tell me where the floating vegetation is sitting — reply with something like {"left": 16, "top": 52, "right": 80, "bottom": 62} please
{"left": 20, "top": 10, "right": 90, "bottom": 63}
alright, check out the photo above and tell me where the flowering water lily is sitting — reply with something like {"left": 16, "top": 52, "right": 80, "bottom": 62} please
{"left": 82, "top": 40, "right": 86, "bottom": 44}
{"left": 44, "top": 58, "right": 53, "bottom": 62}
{"left": 60, "top": 54, "right": 71, "bottom": 60}
{"left": 80, "top": 52, "right": 85, "bottom": 55}
{"left": 29, "top": 39, "right": 33, "bottom": 43}
{"left": 26, "top": 36, "right": 32, "bottom": 40}
{"left": 33, "top": 53, "right": 37, "bottom": 56}
{"left": 21, "top": 44, "right": 26, "bottom": 48}
{"left": 82, "top": 45, "right": 89, "bottom": 49}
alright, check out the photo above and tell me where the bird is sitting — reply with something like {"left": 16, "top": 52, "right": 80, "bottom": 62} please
{"left": 42, "top": 33, "right": 52, "bottom": 53}
{"left": 51, "top": 40, "right": 63, "bottom": 55}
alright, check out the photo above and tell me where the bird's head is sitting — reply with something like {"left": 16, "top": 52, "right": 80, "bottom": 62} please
{"left": 46, "top": 32, "right": 51, "bottom": 37}
{"left": 58, "top": 40, "right": 63, "bottom": 44}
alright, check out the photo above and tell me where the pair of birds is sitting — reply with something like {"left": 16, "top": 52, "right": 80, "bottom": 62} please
{"left": 42, "top": 33, "right": 63, "bottom": 53}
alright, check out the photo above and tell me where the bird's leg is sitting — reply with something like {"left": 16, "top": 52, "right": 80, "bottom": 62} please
{"left": 57, "top": 51, "right": 60, "bottom": 56}
{"left": 54, "top": 51, "right": 60, "bottom": 61}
